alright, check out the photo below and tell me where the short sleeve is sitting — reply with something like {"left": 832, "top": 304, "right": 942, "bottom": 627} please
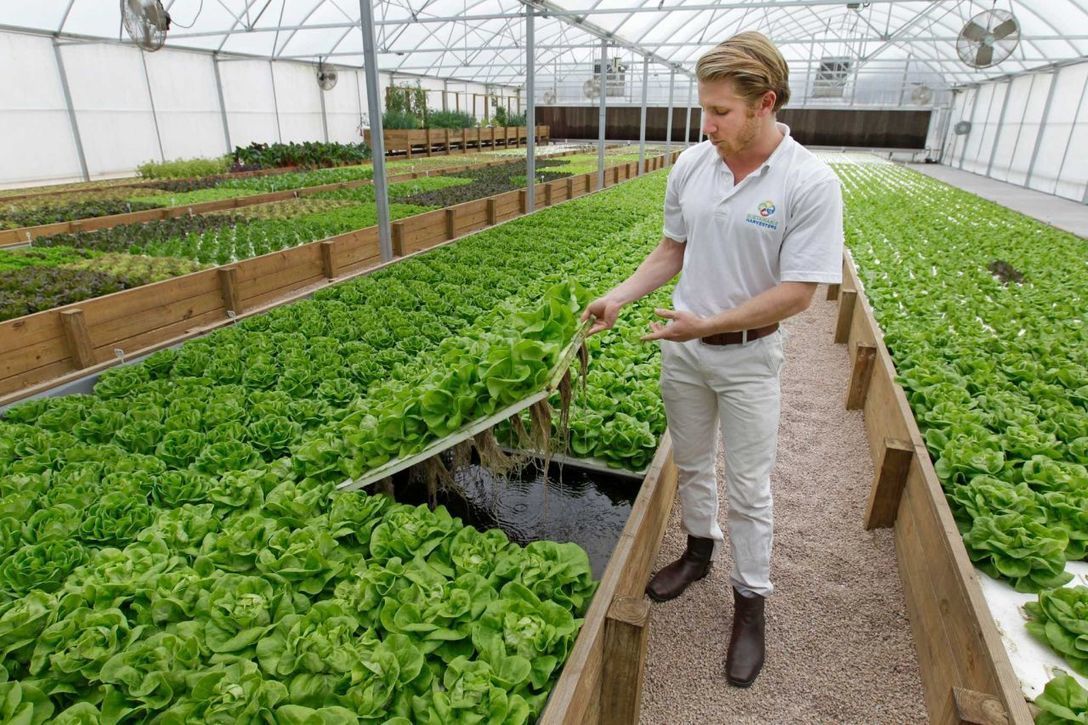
{"left": 779, "top": 177, "right": 844, "bottom": 284}
{"left": 663, "top": 164, "right": 687, "bottom": 242}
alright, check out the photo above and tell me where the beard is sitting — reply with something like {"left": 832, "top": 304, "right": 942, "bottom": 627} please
{"left": 713, "top": 110, "right": 760, "bottom": 158}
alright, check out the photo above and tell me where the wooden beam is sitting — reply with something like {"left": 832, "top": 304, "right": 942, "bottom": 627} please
{"left": 600, "top": 596, "right": 651, "bottom": 725}
{"left": 827, "top": 283, "right": 840, "bottom": 301}
{"left": 834, "top": 289, "right": 857, "bottom": 344}
{"left": 59, "top": 309, "right": 96, "bottom": 369}
{"left": 486, "top": 198, "right": 497, "bottom": 226}
{"left": 217, "top": 266, "right": 241, "bottom": 316}
{"left": 320, "top": 240, "right": 337, "bottom": 280}
{"left": 391, "top": 222, "right": 405, "bottom": 257}
{"left": 519, "top": 189, "right": 528, "bottom": 214}
{"left": 445, "top": 208, "right": 457, "bottom": 240}
{"left": 953, "top": 687, "right": 1010, "bottom": 725}
{"left": 545, "top": 184, "right": 553, "bottom": 206}
{"left": 425, "top": 127, "right": 432, "bottom": 157}
{"left": 567, "top": 177, "right": 575, "bottom": 198}
{"left": 845, "top": 343, "right": 877, "bottom": 410}
{"left": 864, "top": 438, "right": 914, "bottom": 529}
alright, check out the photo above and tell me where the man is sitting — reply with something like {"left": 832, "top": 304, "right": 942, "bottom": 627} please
{"left": 581, "top": 31, "right": 843, "bottom": 687}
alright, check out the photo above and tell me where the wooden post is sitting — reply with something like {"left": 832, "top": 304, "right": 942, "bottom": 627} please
{"left": 834, "top": 289, "right": 857, "bottom": 344}
{"left": 491, "top": 126, "right": 496, "bottom": 149}
{"left": 953, "top": 687, "right": 1011, "bottom": 725}
{"left": 218, "top": 266, "right": 242, "bottom": 316}
{"left": 845, "top": 343, "right": 877, "bottom": 410}
{"left": 544, "top": 184, "right": 553, "bottom": 206}
{"left": 518, "top": 189, "right": 528, "bottom": 214}
{"left": 567, "top": 177, "right": 575, "bottom": 198}
{"left": 391, "top": 222, "right": 405, "bottom": 256}
{"left": 445, "top": 208, "right": 457, "bottom": 239}
{"left": 600, "top": 596, "right": 651, "bottom": 725}
{"left": 60, "top": 309, "right": 96, "bottom": 369}
{"left": 444, "top": 128, "right": 451, "bottom": 155}
{"left": 462, "top": 128, "right": 468, "bottom": 154}
{"left": 827, "top": 283, "right": 840, "bottom": 301}
{"left": 486, "top": 198, "right": 497, "bottom": 226}
{"left": 864, "top": 439, "right": 914, "bottom": 530}
{"left": 425, "top": 127, "right": 432, "bottom": 157}
{"left": 320, "top": 240, "right": 337, "bottom": 280}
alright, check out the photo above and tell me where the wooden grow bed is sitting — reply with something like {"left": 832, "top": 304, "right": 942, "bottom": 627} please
{"left": 0, "top": 151, "right": 678, "bottom": 405}
{"left": 0, "top": 137, "right": 566, "bottom": 248}
{"left": 830, "top": 251, "right": 1032, "bottom": 725}
{"left": 365, "top": 125, "right": 550, "bottom": 158}
{"left": 539, "top": 432, "right": 678, "bottom": 725}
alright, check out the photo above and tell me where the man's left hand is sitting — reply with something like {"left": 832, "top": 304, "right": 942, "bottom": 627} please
{"left": 640, "top": 308, "right": 708, "bottom": 342}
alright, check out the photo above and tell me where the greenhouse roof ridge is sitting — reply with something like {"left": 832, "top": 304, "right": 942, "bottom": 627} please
{"left": 0, "top": 0, "right": 1084, "bottom": 88}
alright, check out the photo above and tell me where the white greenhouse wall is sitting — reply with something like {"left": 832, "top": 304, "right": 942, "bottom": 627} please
{"left": 942, "top": 60, "right": 1088, "bottom": 203}
{"left": 0, "top": 30, "right": 517, "bottom": 189}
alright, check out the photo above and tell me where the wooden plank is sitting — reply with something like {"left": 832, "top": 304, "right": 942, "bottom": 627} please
{"left": 954, "top": 687, "right": 1010, "bottom": 725}
{"left": 238, "top": 254, "right": 324, "bottom": 304}
{"left": 321, "top": 240, "right": 338, "bottom": 279}
{"left": 827, "top": 283, "right": 841, "bottom": 300}
{"left": 218, "top": 266, "right": 242, "bottom": 315}
{"left": 864, "top": 438, "right": 914, "bottom": 530}
{"left": 600, "top": 597, "right": 651, "bottom": 725}
{"left": 101, "top": 307, "right": 225, "bottom": 362}
{"left": 59, "top": 310, "right": 96, "bottom": 369}
{"left": 0, "top": 359, "right": 77, "bottom": 397}
{"left": 486, "top": 198, "right": 497, "bottom": 226}
{"left": 845, "top": 342, "right": 877, "bottom": 410}
{"left": 834, "top": 289, "right": 857, "bottom": 344}
{"left": 445, "top": 208, "right": 457, "bottom": 240}
{"left": 0, "top": 315, "right": 67, "bottom": 376}
{"left": 545, "top": 184, "right": 553, "bottom": 206}
{"left": 89, "top": 289, "right": 226, "bottom": 348}
{"left": 616, "top": 432, "right": 678, "bottom": 598}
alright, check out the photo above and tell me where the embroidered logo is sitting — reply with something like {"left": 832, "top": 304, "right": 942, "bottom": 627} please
{"left": 745, "top": 200, "right": 779, "bottom": 230}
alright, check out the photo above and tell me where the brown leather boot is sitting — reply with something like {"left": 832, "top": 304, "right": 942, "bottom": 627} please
{"left": 645, "top": 535, "right": 714, "bottom": 602}
{"left": 726, "top": 586, "right": 765, "bottom": 687}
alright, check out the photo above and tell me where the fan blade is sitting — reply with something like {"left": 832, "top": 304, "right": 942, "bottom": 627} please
{"left": 976, "top": 44, "right": 994, "bottom": 67}
{"left": 992, "top": 18, "right": 1017, "bottom": 40}
{"left": 961, "top": 20, "right": 987, "bottom": 42}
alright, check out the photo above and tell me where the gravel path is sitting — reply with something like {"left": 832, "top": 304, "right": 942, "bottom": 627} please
{"left": 639, "top": 288, "right": 928, "bottom": 724}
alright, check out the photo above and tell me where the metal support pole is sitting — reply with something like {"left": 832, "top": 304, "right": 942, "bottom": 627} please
{"left": 1024, "top": 73, "right": 1058, "bottom": 188}
{"left": 318, "top": 80, "right": 330, "bottom": 143}
{"left": 897, "top": 53, "right": 911, "bottom": 107}
{"left": 958, "top": 86, "right": 982, "bottom": 169}
{"left": 212, "top": 55, "right": 232, "bottom": 153}
{"left": 53, "top": 39, "right": 90, "bottom": 182}
{"left": 638, "top": 56, "right": 648, "bottom": 173}
{"left": 665, "top": 67, "right": 675, "bottom": 165}
{"left": 597, "top": 38, "right": 607, "bottom": 190}
{"left": 359, "top": 0, "right": 393, "bottom": 262}
{"left": 140, "top": 50, "right": 166, "bottom": 162}
{"left": 526, "top": 5, "right": 536, "bottom": 212}
{"left": 1056, "top": 71, "right": 1088, "bottom": 199}
{"left": 684, "top": 76, "right": 693, "bottom": 146}
{"left": 269, "top": 61, "right": 283, "bottom": 142}
{"left": 985, "top": 80, "right": 1014, "bottom": 177}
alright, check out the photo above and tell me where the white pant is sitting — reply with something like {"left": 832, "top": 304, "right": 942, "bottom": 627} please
{"left": 659, "top": 330, "right": 786, "bottom": 597}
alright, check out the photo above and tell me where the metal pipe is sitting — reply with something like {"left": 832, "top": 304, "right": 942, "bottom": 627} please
{"left": 52, "top": 39, "right": 89, "bottom": 182}
{"left": 665, "top": 67, "right": 675, "bottom": 164}
{"left": 684, "top": 76, "right": 693, "bottom": 146}
{"left": 1025, "top": 71, "right": 1058, "bottom": 188}
{"left": 358, "top": 0, "right": 393, "bottom": 262}
{"left": 638, "top": 56, "right": 648, "bottom": 173}
{"left": 526, "top": 5, "right": 536, "bottom": 213}
{"left": 212, "top": 55, "right": 232, "bottom": 153}
{"left": 597, "top": 38, "right": 607, "bottom": 190}
{"left": 140, "top": 50, "right": 166, "bottom": 162}
{"left": 269, "top": 60, "right": 283, "bottom": 142}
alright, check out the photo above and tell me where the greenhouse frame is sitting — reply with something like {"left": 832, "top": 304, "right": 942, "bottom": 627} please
{"left": 0, "top": 1, "right": 1086, "bottom": 723}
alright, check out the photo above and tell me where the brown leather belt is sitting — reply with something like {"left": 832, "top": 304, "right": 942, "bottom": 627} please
{"left": 700, "top": 323, "right": 779, "bottom": 346}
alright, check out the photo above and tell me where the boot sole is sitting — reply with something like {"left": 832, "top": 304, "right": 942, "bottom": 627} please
{"left": 726, "top": 674, "right": 757, "bottom": 688}
{"left": 644, "top": 566, "right": 711, "bottom": 603}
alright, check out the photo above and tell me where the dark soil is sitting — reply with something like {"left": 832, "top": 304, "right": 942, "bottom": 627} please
{"left": 988, "top": 259, "right": 1026, "bottom": 285}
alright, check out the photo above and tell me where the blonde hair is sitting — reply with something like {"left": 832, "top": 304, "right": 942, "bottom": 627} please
{"left": 696, "top": 31, "right": 790, "bottom": 112}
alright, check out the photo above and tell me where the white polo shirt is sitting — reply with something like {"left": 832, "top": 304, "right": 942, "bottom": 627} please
{"left": 663, "top": 123, "right": 844, "bottom": 318}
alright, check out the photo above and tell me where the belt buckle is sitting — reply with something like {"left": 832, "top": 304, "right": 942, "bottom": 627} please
{"left": 741, "top": 329, "right": 749, "bottom": 344}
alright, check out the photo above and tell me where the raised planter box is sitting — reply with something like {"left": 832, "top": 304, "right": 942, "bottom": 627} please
{"left": 365, "top": 126, "right": 550, "bottom": 158}
{"left": 832, "top": 250, "right": 1033, "bottom": 725}
{"left": 0, "top": 150, "right": 682, "bottom": 405}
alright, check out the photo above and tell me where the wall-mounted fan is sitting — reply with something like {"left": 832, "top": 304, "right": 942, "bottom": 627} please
{"left": 317, "top": 61, "right": 338, "bottom": 91}
{"left": 582, "top": 78, "right": 599, "bottom": 99}
{"left": 910, "top": 84, "right": 933, "bottom": 105}
{"left": 542, "top": 90, "right": 557, "bottom": 104}
{"left": 956, "top": 9, "right": 1020, "bottom": 68}
{"left": 954, "top": 120, "right": 972, "bottom": 135}
{"left": 121, "top": 0, "right": 171, "bottom": 51}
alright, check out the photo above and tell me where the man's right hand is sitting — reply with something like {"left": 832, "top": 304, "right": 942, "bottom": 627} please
{"left": 581, "top": 295, "right": 624, "bottom": 337}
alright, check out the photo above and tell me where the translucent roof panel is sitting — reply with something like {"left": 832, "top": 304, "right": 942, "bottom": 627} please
{"left": 0, "top": 0, "right": 1084, "bottom": 91}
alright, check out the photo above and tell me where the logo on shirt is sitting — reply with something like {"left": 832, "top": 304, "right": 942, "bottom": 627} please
{"left": 746, "top": 200, "right": 779, "bottom": 230}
